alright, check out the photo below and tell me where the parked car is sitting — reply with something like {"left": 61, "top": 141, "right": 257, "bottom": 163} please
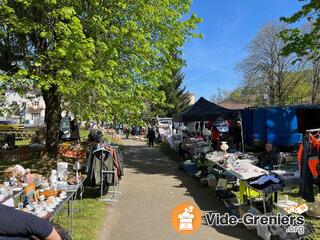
{"left": 0, "top": 120, "right": 25, "bottom": 131}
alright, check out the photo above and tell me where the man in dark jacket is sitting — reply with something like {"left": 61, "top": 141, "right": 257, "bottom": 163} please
{"left": 257, "top": 143, "right": 280, "bottom": 170}
{"left": 232, "top": 121, "right": 242, "bottom": 152}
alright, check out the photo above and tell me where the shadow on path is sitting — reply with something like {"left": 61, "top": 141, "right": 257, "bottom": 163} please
{"left": 122, "top": 140, "right": 258, "bottom": 240}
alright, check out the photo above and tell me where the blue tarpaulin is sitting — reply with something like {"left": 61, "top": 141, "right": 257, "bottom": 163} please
{"left": 265, "top": 108, "right": 301, "bottom": 146}
{"left": 241, "top": 107, "right": 303, "bottom": 147}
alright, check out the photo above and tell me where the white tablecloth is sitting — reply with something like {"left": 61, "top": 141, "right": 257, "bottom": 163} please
{"left": 206, "top": 154, "right": 267, "bottom": 180}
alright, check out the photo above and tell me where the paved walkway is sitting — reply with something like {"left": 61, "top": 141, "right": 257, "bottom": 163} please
{"left": 98, "top": 139, "right": 258, "bottom": 240}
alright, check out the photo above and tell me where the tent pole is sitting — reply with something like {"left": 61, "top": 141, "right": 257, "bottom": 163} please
{"left": 240, "top": 113, "right": 245, "bottom": 153}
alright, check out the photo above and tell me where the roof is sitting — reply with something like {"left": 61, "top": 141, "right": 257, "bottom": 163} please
{"left": 178, "top": 97, "right": 239, "bottom": 122}
{"left": 218, "top": 99, "right": 249, "bottom": 110}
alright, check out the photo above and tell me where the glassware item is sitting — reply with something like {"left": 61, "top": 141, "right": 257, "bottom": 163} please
{"left": 220, "top": 141, "right": 229, "bottom": 158}
{"left": 57, "top": 162, "right": 68, "bottom": 180}
{"left": 220, "top": 141, "right": 229, "bottom": 152}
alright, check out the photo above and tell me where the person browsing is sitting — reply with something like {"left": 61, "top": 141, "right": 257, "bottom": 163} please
{"left": 0, "top": 203, "right": 61, "bottom": 240}
{"left": 256, "top": 143, "right": 280, "bottom": 170}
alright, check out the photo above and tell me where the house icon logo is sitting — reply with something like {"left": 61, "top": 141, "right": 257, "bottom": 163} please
{"left": 171, "top": 202, "right": 201, "bottom": 234}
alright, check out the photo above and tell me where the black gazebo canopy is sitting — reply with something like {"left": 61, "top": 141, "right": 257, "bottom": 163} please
{"left": 178, "top": 97, "right": 239, "bottom": 122}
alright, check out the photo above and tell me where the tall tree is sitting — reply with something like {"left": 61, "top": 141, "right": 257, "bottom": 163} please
{"left": 280, "top": 1, "right": 320, "bottom": 103}
{"left": 228, "top": 72, "right": 311, "bottom": 107}
{"left": 162, "top": 68, "right": 191, "bottom": 117}
{"left": 237, "top": 22, "right": 306, "bottom": 106}
{"left": 310, "top": 59, "right": 320, "bottom": 103}
{"left": 0, "top": 0, "right": 201, "bottom": 155}
{"left": 150, "top": 52, "right": 193, "bottom": 117}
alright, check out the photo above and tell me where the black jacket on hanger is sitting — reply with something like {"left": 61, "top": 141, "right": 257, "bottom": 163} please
{"left": 299, "top": 137, "right": 317, "bottom": 202}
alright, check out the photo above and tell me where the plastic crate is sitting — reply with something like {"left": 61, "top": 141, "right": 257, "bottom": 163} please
{"left": 183, "top": 162, "right": 197, "bottom": 176}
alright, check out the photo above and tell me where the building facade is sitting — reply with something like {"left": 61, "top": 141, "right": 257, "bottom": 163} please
{"left": 4, "top": 91, "right": 45, "bottom": 126}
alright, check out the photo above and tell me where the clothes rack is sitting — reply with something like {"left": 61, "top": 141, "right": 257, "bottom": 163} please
{"left": 93, "top": 148, "right": 121, "bottom": 202}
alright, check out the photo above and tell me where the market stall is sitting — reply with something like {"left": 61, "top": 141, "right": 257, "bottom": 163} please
{"left": 171, "top": 97, "right": 320, "bottom": 239}
{"left": 0, "top": 164, "right": 85, "bottom": 236}
{"left": 175, "top": 97, "right": 242, "bottom": 159}
{"left": 203, "top": 146, "right": 318, "bottom": 239}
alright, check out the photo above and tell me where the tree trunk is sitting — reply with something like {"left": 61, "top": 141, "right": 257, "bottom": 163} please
{"left": 42, "top": 85, "right": 62, "bottom": 157}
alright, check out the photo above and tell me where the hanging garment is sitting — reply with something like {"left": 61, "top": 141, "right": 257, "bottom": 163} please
{"left": 86, "top": 146, "right": 112, "bottom": 185}
{"left": 298, "top": 137, "right": 318, "bottom": 202}
{"left": 86, "top": 145, "right": 96, "bottom": 183}
{"left": 115, "top": 148, "right": 124, "bottom": 177}
{"left": 308, "top": 134, "right": 320, "bottom": 177}
{"left": 104, "top": 145, "right": 120, "bottom": 181}
{"left": 92, "top": 150, "right": 113, "bottom": 185}
{"left": 86, "top": 143, "right": 124, "bottom": 186}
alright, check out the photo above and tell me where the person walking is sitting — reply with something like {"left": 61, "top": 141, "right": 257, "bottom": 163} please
{"left": 232, "top": 121, "right": 242, "bottom": 152}
{"left": 147, "top": 127, "right": 156, "bottom": 147}
{"left": 125, "top": 128, "right": 130, "bottom": 139}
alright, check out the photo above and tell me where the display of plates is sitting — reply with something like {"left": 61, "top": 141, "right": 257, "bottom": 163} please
{"left": 45, "top": 208, "right": 54, "bottom": 213}
{"left": 60, "top": 195, "right": 67, "bottom": 199}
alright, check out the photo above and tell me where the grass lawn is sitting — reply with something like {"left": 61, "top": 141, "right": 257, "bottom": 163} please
{"left": 79, "top": 128, "right": 89, "bottom": 139}
{"left": 278, "top": 189, "right": 320, "bottom": 239}
{"left": 56, "top": 198, "right": 106, "bottom": 240}
{"left": 15, "top": 128, "right": 89, "bottom": 146}
{"left": 15, "top": 127, "right": 37, "bottom": 146}
{"left": 15, "top": 138, "right": 31, "bottom": 146}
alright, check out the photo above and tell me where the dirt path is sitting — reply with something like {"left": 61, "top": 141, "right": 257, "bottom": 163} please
{"left": 98, "top": 139, "right": 258, "bottom": 240}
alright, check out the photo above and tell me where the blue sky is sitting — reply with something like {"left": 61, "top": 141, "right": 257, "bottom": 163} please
{"left": 183, "top": 0, "right": 305, "bottom": 100}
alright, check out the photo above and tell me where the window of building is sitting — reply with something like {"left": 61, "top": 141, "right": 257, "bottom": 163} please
{"left": 33, "top": 101, "right": 39, "bottom": 106}
{"left": 32, "top": 113, "right": 40, "bottom": 120}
